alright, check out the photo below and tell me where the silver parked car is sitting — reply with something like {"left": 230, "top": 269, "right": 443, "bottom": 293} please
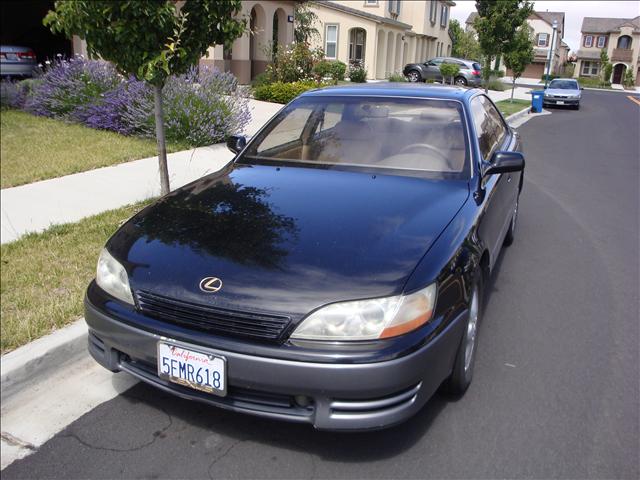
{"left": 403, "top": 57, "right": 482, "bottom": 87}
{"left": 543, "top": 78, "right": 583, "bottom": 110}
{"left": 0, "top": 45, "right": 37, "bottom": 78}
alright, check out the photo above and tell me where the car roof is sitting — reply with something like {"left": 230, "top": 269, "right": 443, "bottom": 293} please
{"left": 299, "top": 83, "right": 477, "bottom": 101}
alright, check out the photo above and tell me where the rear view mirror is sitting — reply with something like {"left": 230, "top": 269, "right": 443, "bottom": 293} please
{"left": 484, "top": 151, "right": 525, "bottom": 176}
{"left": 226, "top": 134, "right": 247, "bottom": 154}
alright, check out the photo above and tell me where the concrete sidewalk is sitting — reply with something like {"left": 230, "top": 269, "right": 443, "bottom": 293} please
{"left": 0, "top": 89, "right": 531, "bottom": 244}
{"left": 0, "top": 99, "right": 282, "bottom": 244}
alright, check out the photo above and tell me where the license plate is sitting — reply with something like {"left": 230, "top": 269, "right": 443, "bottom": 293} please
{"left": 157, "top": 342, "right": 226, "bottom": 396}
{"left": 556, "top": 101, "right": 564, "bottom": 105}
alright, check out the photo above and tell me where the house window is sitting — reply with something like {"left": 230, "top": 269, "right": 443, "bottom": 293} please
{"left": 597, "top": 36, "right": 606, "bottom": 48}
{"left": 429, "top": 0, "right": 437, "bottom": 24}
{"left": 581, "top": 61, "right": 599, "bottom": 76}
{"left": 537, "top": 33, "right": 549, "bottom": 47}
{"left": 388, "top": 0, "right": 401, "bottom": 15}
{"left": 349, "top": 28, "right": 366, "bottom": 65}
{"left": 325, "top": 24, "right": 338, "bottom": 59}
{"left": 584, "top": 35, "right": 593, "bottom": 48}
{"left": 440, "top": 5, "right": 449, "bottom": 27}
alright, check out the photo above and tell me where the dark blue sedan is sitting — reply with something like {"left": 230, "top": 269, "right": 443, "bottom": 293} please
{"left": 85, "top": 84, "right": 525, "bottom": 430}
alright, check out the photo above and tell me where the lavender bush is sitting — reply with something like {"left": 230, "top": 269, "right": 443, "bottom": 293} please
{"left": 7, "top": 57, "right": 250, "bottom": 148}
{"left": 1, "top": 80, "right": 28, "bottom": 109}
{"left": 162, "top": 67, "right": 250, "bottom": 146}
{"left": 82, "top": 77, "right": 154, "bottom": 135}
{"left": 25, "top": 56, "right": 120, "bottom": 119}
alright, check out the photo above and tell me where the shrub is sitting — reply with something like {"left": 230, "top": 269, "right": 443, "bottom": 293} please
{"left": 266, "top": 43, "right": 324, "bottom": 83}
{"left": 388, "top": 72, "right": 407, "bottom": 82}
{"left": 253, "top": 80, "right": 324, "bottom": 104}
{"left": 251, "top": 71, "right": 273, "bottom": 88}
{"left": 578, "top": 77, "right": 611, "bottom": 88}
{"left": 161, "top": 67, "right": 250, "bottom": 146}
{"left": 623, "top": 69, "right": 635, "bottom": 88}
{"left": 489, "top": 69, "right": 505, "bottom": 78}
{"left": 540, "top": 74, "right": 559, "bottom": 82}
{"left": 440, "top": 63, "right": 461, "bottom": 85}
{"left": 485, "top": 79, "right": 506, "bottom": 91}
{"left": 1, "top": 80, "right": 27, "bottom": 109}
{"left": 348, "top": 64, "right": 367, "bottom": 83}
{"left": 81, "top": 76, "right": 154, "bottom": 135}
{"left": 25, "top": 56, "right": 120, "bottom": 119}
{"left": 313, "top": 60, "right": 346, "bottom": 84}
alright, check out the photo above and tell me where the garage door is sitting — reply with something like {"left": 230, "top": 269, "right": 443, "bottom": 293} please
{"left": 506, "top": 62, "right": 545, "bottom": 79}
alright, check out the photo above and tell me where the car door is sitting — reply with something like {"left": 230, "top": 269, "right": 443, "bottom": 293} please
{"left": 469, "top": 95, "right": 519, "bottom": 266}
{"left": 423, "top": 58, "right": 443, "bottom": 82}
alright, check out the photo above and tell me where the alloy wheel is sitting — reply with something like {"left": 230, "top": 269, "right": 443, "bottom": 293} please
{"left": 464, "top": 287, "right": 479, "bottom": 372}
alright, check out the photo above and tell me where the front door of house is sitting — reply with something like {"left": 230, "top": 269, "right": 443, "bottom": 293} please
{"left": 612, "top": 64, "right": 626, "bottom": 84}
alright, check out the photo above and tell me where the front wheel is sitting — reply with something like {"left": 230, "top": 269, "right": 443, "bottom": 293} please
{"left": 454, "top": 76, "right": 468, "bottom": 86}
{"left": 444, "top": 275, "right": 483, "bottom": 395}
{"left": 406, "top": 70, "right": 422, "bottom": 83}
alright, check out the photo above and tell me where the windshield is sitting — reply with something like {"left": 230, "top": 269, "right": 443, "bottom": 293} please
{"left": 548, "top": 80, "right": 578, "bottom": 89}
{"left": 241, "top": 96, "right": 469, "bottom": 178}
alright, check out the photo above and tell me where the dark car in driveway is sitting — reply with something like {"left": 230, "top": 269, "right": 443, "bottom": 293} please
{"left": 403, "top": 57, "right": 482, "bottom": 86}
{"left": 85, "top": 84, "right": 525, "bottom": 431}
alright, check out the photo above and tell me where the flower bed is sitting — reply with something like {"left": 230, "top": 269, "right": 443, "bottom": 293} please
{"left": 1, "top": 56, "right": 250, "bottom": 148}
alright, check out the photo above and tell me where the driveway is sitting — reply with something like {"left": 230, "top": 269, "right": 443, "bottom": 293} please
{"left": 2, "top": 90, "right": 639, "bottom": 479}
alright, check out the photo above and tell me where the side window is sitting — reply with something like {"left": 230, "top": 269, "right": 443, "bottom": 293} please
{"left": 316, "top": 104, "right": 344, "bottom": 133}
{"left": 470, "top": 96, "right": 507, "bottom": 160}
{"left": 257, "top": 107, "right": 313, "bottom": 153}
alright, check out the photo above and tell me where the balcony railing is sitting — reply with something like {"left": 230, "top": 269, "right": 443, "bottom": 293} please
{"left": 611, "top": 48, "right": 633, "bottom": 62}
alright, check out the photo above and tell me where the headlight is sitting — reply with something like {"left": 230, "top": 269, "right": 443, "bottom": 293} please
{"left": 96, "top": 248, "right": 134, "bottom": 305}
{"left": 290, "top": 283, "right": 436, "bottom": 341}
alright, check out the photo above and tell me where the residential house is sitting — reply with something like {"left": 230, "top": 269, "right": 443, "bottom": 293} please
{"left": 573, "top": 16, "right": 640, "bottom": 85}
{"left": 465, "top": 10, "right": 566, "bottom": 78}
{"left": 200, "top": 0, "right": 296, "bottom": 84}
{"left": 309, "top": 0, "right": 456, "bottom": 80}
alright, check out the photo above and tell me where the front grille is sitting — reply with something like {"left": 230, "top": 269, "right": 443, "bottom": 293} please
{"left": 136, "top": 290, "right": 291, "bottom": 342}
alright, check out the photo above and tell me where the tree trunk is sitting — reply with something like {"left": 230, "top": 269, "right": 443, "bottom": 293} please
{"left": 511, "top": 78, "right": 515, "bottom": 103}
{"left": 483, "top": 55, "right": 492, "bottom": 94}
{"left": 153, "top": 83, "right": 170, "bottom": 196}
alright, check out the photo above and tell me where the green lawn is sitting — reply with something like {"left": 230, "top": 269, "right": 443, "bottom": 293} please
{"left": 0, "top": 110, "right": 187, "bottom": 189}
{"left": 0, "top": 200, "right": 151, "bottom": 353}
{"left": 495, "top": 99, "right": 531, "bottom": 117}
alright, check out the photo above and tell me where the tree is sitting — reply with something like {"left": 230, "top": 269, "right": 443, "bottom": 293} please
{"left": 503, "top": 24, "right": 534, "bottom": 102}
{"left": 600, "top": 48, "right": 612, "bottom": 85}
{"left": 440, "top": 63, "right": 460, "bottom": 85}
{"left": 450, "top": 19, "right": 481, "bottom": 60}
{"left": 294, "top": 2, "right": 320, "bottom": 45}
{"left": 474, "top": 0, "right": 533, "bottom": 92}
{"left": 45, "top": 1, "right": 245, "bottom": 195}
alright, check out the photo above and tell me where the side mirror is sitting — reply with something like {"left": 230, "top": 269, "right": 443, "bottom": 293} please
{"left": 226, "top": 134, "right": 247, "bottom": 154}
{"left": 580, "top": 86, "right": 584, "bottom": 90}
{"left": 484, "top": 151, "right": 525, "bottom": 176}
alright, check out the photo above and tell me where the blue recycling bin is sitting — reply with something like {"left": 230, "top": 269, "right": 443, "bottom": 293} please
{"left": 530, "top": 90, "right": 544, "bottom": 113}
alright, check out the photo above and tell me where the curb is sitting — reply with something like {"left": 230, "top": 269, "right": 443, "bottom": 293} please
{"left": 1, "top": 320, "right": 88, "bottom": 401}
{"left": 505, "top": 105, "right": 532, "bottom": 125}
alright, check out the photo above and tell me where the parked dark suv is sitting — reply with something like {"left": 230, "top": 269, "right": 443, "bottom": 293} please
{"left": 403, "top": 57, "right": 482, "bottom": 86}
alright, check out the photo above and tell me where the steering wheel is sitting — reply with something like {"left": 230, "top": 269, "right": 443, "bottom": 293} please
{"left": 397, "top": 143, "right": 450, "bottom": 165}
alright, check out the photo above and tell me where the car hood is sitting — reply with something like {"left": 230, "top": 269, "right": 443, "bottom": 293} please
{"left": 109, "top": 164, "right": 469, "bottom": 318}
{"left": 545, "top": 88, "right": 580, "bottom": 96}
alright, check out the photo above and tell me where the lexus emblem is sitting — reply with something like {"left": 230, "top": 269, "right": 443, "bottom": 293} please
{"left": 199, "top": 277, "right": 222, "bottom": 293}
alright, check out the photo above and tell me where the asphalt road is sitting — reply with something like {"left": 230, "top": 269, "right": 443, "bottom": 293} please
{"left": 4, "top": 90, "right": 639, "bottom": 479}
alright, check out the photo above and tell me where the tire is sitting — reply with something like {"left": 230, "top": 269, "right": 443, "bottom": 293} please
{"left": 444, "top": 274, "right": 483, "bottom": 395}
{"left": 454, "top": 76, "right": 468, "bottom": 86}
{"left": 503, "top": 194, "right": 519, "bottom": 246}
{"left": 406, "top": 70, "right": 422, "bottom": 83}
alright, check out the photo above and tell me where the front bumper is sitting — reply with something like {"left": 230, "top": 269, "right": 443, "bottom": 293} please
{"left": 543, "top": 97, "right": 579, "bottom": 106}
{"left": 85, "top": 295, "right": 466, "bottom": 431}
